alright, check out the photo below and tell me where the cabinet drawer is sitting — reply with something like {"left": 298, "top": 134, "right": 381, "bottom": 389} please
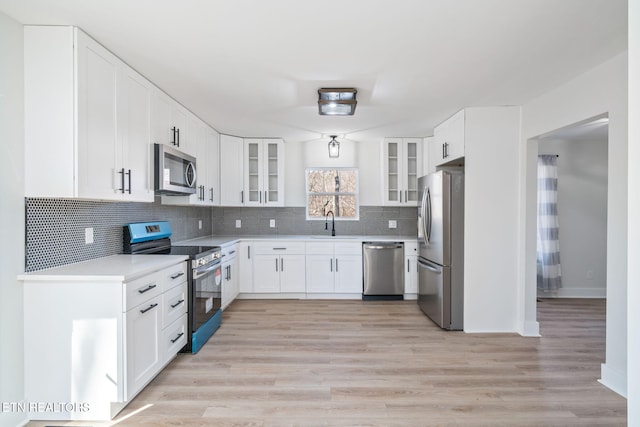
{"left": 334, "top": 242, "right": 363, "bottom": 255}
{"left": 160, "top": 262, "right": 188, "bottom": 292}
{"left": 163, "top": 314, "right": 187, "bottom": 364}
{"left": 124, "top": 272, "right": 163, "bottom": 311}
{"left": 254, "top": 241, "right": 305, "bottom": 255}
{"left": 305, "top": 242, "right": 334, "bottom": 255}
{"left": 162, "top": 281, "right": 187, "bottom": 328}
{"left": 221, "top": 244, "right": 238, "bottom": 260}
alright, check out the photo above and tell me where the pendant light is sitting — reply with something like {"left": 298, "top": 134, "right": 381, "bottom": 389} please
{"left": 328, "top": 135, "right": 340, "bottom": 158}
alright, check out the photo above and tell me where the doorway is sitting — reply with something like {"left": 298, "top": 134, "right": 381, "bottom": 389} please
{"left": 535, "top": 115, "right": 609, "bottom": 300}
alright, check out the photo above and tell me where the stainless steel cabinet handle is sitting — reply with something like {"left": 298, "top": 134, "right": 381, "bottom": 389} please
{"left": 140, "top": 303, "right": 158, "bottom": 314}
{"left": 210, "top": 188, "right": 214, "bottom": 202}
{"left": 170, "top": 299, "right": 185, "bottom": 309}
{"left": 172, "top": 127, "right": 177, "bottom": 145}
{"left": 170, "top": 272, "right": 185, "bottom": 279}
{"left": 241, "top": 190, "right": 244, "bottom": 204}
{"left": 170, "top": 332, "right": 184, "bottom": 343}
{"left": 229, "top": 250, "right": 236, "bottom": 255}
{"left": 275, "top": 258, "right": 278, "bottom": 272}
{"left": 280, "top": 257, "right": 284, "bottom": 271}
{"left": 405, "top": 190, "right": 408, "bottom": 203}
{"left": 138, "top": 284, "right": 157, "bottom": 294}
{"left": 176, "top": 128, "right": 180, "bottom": 147}
{"left": 336, "top": 258, "right": 339, "bottom": 272}
{"left": 330, "top": 258, "right": 333, "bottom": 272}
{"left": 273, "top": 247, "right": 287, "bottom": 251}
{"left": 248, "top": 246, "right": 251, "bottom": 259}
{"left": 407, "top": 259, "right": 410, "bottom": 272}
{"left": 260, "top": 191, "right": 262, "bottom": 204}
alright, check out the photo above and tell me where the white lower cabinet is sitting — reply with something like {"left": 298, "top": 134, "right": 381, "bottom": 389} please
{"left": 306, "top": 242, "right": 363, "bottom": 295}
{"left": 221, "top": 243, "right": 239, "bottom": 310}
{"left": 22, "top": 259, "right": 187, "bottom": 421}
{"left": 404, "top": 240, "right": 419, "bottom": 298}
{"left": 125, "top": 294, "right": 163, "bottom": 399}
{"left": 238, "top": 241, "right": 254, "bottom": 293}
{"left": 253, "top": 241, "right": 306, "bottom": 293}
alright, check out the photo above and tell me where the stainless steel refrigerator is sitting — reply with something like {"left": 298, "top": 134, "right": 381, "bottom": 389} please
{"left": 417, "top": 170, "right": 464, "bottom": 330}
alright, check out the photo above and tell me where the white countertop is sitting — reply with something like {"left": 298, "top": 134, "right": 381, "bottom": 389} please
{"left": 18, "top": 254, "right": 188, "bottom": 282}
{"left": 176, "top": 235, "right": 418, "bottom": 247}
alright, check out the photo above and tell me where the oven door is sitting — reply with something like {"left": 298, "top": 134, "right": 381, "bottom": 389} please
{"left": 192, "top": 261, "right": 222, "bottom": 331}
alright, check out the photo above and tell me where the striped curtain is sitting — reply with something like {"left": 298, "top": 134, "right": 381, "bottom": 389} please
{"left": 537, "top": 155, "right": 562, "bottom": 291}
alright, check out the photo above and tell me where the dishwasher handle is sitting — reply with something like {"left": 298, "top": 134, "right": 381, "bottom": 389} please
{"left": 363, "top": 242, "right": 404, "bottom": 250}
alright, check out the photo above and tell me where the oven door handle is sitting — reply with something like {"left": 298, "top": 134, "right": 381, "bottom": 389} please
{"left": 194, "top": 262, "right": 220, "bottom": 279}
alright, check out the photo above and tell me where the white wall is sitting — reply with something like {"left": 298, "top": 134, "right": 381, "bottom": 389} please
{"left": 627, "top": 0, "right": 639, "bottom": 423}
{"left": 538, "top": 138, "right": 608, "bottom": 298}
{"left": 463, "top": 106, "right": 522, "bottom": 332}
{"left": 284, "top": 136, "right": 385, "bottom": 207}
{"left": 0, "top": 11, "right": 26, "bottom": 427}
{"left": 520, "top": 52, "right": 628, "bottom": 396}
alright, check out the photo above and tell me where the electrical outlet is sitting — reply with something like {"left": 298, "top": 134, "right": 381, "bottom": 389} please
{"left": 198, "top": 219, "right": 202, "bottom": 230}
{"left": 388, "top": 220, "right": 397, "bottom": 229}
{"left": 236, "top": 219, "right": 242, "bottom": 228}
{"left": 85, "top": 227, "right": 94, "bottom": 244}
{"left": 270, "top": 219, "right": 276, "bottom": 228}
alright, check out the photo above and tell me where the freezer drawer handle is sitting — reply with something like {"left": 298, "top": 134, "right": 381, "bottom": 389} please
{"left": 417, "top": 258, "right": 442, "bottom": 274}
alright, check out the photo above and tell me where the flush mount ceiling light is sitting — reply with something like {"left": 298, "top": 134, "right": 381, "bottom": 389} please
{"left": 328, "top": 135, "right": 340, "bottom": 158}
{"left": 318, "top": 88, "right": 357, "bottom": 116}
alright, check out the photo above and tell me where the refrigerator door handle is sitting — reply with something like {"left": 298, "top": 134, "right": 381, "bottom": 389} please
{"left": 420, "top": 187, "right": 428, "bottom": 244}
{"left": 418, "top": 257, "right": 442, "bottom": 273}
{"left": 425, "top": 188, "right": 432, "bottom": 243}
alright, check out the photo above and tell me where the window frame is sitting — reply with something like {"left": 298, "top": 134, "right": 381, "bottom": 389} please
{"left": 305, "top": 167, "right": 360, "bottom": 221}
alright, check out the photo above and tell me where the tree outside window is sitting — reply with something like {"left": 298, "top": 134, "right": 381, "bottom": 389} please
{"left": 306, "top": 168, "right": 359, "bottom": 220}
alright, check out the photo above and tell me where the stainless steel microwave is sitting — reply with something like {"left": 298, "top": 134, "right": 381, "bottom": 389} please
{"left": 154, "top": 143, "right": 197, "bottom": 195}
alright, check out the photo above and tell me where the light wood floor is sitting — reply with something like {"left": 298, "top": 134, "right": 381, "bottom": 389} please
{"left": 29, "top": 298, "right": 626, "bottom": 426}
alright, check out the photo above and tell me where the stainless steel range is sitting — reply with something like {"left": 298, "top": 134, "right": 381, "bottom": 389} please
{"left": 124, "top": 221, "right": 222, "bottom": 353}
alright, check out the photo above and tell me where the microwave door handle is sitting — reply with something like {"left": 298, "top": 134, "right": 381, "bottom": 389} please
{"left": 185, "top": 162, "right": 196, "bottom": 188}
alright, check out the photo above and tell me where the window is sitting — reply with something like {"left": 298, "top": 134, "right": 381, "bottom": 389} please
{"left": 306, "top": 168, "right": 359, "bottom": 220}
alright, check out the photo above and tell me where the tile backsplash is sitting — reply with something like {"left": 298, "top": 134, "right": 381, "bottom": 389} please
{"left": 25, "top": 199, "right": 417, "bottom": 272}
{"left": 211, "top": 206, "right": 418, "bottom": 237}
{"left": 25, "top": 198, "right": 212, "bottom": 272}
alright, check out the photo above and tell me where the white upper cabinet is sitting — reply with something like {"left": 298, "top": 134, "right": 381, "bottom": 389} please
{"left": 205, "top": 127, "right": 221, "bottom": 205}
{"left": 24, "top": 26, "right": 153, "bottom": 202}
{"left": 382, "top": 138, "right": 423, "bottom": 206}
{"left": 160, "top": 115, "right": 219, "bottom": 206}
{"left": 243, "top": 139, "right": 285, "bottom": 207}
{"left": 117, "top": 64, "right": 155, "bottom": 202}
{"left": 150, "top": 90, "right": 194, "bottom": 157}
{"left": 432, "top": 109, "right": 465, "bottom": 167}
{"left": 219, "top": 134, "right": 245, "bottom": 206}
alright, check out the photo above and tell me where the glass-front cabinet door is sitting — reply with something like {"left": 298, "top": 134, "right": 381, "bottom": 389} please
{"left": 243, "top": 138, "right": 284, "bottom": 207}
{"left": 382, "top": 138, "right": 423, "bottom": 206}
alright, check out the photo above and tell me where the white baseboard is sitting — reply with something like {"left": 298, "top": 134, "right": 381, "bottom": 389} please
{"left": 599, "top": 362, "right": 627, "bottom": 398}
{"left": 538, "top": 287, "right": 606, "bottom": 298}
{"left": 521, "top": 320, "right": 540, "bottom": 337}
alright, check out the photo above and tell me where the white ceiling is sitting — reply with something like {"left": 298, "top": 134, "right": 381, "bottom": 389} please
{"left": 0, "top": 0, "right": 628, "bottom": 144}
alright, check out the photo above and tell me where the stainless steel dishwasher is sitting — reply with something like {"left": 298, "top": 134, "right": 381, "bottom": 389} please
{"left": 362, "top": 242, "right": 405, "bottom": 299}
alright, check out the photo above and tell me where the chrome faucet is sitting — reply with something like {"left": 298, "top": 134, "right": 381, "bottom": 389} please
{"left": 325, "top": 210, "right": 336, "bottom": 236}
